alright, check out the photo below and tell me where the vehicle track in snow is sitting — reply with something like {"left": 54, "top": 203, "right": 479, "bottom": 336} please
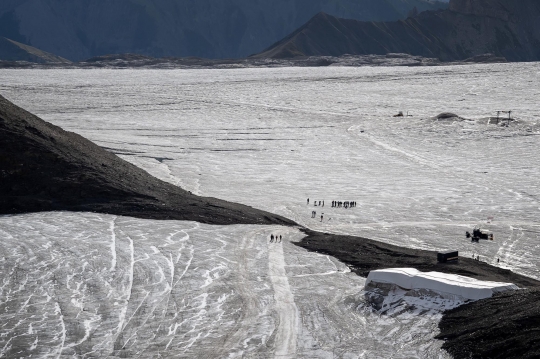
{"left": 268, "top": 232, "right": 298, "bottom": 358}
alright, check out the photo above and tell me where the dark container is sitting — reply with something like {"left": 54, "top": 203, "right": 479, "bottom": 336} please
{"left": 437, "top": 251, "right": 458, "bottom": 263}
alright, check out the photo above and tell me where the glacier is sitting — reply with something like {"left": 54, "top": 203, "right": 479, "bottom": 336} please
{"left": 1, "top": 63, "right": 540, "bottom": 357}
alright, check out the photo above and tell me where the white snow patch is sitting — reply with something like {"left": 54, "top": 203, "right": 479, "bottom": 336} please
{"left": 366, "top": 268, "right": 518, "bottom": 301}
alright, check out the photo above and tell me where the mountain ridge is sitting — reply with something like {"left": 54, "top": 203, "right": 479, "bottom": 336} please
{"left": 0, "top": 36, "right": 71, "bottom": 63}
{"left": 254, "top": 0, "right": 540, "bottom": 62}
{"left": 0, "top": 0, "right": 447, "bottom": 61}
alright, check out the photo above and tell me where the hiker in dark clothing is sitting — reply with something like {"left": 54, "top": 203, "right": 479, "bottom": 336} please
{"left": 321, "top": 213, "right": 324, "bottom": 222}
{"left": 270, "top": 234, "right": 274, "bottom": 243}
{"left": 307, "top": 198, "right": 309, "bottom": 205}
{"left": 279, "top": 235, "right": 282, "bottom": 243}
{"left": 322, "top": 201, "right": 324, "bottom": 207}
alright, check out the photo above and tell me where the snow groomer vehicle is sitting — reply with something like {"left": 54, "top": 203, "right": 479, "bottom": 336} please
{"left": 466, "top": 226, "right": 494, "bottom": 242}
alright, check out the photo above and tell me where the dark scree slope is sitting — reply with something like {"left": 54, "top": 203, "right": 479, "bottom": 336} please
{"left": 0, "top": 94, "right": 295, "bottom": 226}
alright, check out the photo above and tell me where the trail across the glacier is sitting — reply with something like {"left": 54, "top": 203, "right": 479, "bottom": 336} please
{"left": 268, "top": 235, "right": 298, "bottom": 358}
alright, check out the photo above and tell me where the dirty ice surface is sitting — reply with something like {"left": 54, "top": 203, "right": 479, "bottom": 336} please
{"left": 1, "top": 63, "right": 540, "bottom": 356}
{"left": 0, "top": 213, "right": 447, "bottom": 358}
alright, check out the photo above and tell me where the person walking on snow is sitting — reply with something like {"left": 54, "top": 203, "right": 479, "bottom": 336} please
{"left": 270, "top": 234, "right": 274, "bottom": 243}
{"left": 279, "top": 235, "right": 282, "bottom": 243}
{"left": 321, "top": 213, "right": 324, "bottom": 222}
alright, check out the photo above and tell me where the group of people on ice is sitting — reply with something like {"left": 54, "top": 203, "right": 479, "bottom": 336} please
{"left": 270, "top": 234, "right": 282, "bottom": 243}
{"left": 307, "top": 198, "right": 357, "bottom": 209}
{"left": 307, "top": 198, "right": 325, "bottom": 207}
{"left": 310, "top": 210, "right": 324, "bottom": 218}
{"left": 332, "top": 201, "right": 356, "bottom": 208}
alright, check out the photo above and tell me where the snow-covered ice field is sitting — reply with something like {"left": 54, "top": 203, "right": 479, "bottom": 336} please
{"left": 0, "top": 213, "right": 446, "bottom": 358}
{"left": 1, "top": 63, "right": 540, "bottom": 357}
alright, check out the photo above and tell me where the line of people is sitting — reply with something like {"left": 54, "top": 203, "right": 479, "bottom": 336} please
{"left": 332, "top": 201, "right": 356, "bottom": 208}
{"left": 307, "top": 198, "right": 325, "bottom": 207}
{"left": 308, "top": 198, "right": 357, "bottom": 208}
{"left": 270, "top": 234, "right": 282, "bottom": 243}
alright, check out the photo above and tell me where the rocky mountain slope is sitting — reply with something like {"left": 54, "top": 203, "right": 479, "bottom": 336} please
{"left": 254, "top": 0, "right": 540, "bottom": 61}
{"left": 0, "top": 0, "right": 446, "bottom": 61}
{"left": 437, "top": 289, "right": 540, "bottom": 359}
{"left": 0, "top": 94, "right": 295, "bottom": 226}
{"left": 0, "top": 36, "right": 70, "bottom": 63}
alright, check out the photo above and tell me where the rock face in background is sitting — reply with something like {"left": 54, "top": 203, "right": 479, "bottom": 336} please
{"left": 0, "top": 36, "right": 70, "bottom": 63}
{"left": 255, "top": 0, "right": 540, "bottom": 62}
{"left": 0, "top": 0, "right": 446, "bottom": 61}
{"left": 449, "top": 0, "right": 510, "bottom": 20}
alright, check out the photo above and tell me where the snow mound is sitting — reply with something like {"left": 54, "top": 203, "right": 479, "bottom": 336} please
{"left": 366, "top": 268, "right": 518, "bottom": 301}
{"left": 430, "top": 112, "right": 466, "bottom": 121}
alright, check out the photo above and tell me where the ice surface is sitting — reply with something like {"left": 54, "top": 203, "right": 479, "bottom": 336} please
{"left": 366, "top": 268, "right": 518, "bottom": 301}
{"left": 0, "top": 212, "right": 449, "bottom": 358}
{"left": 1, "top": 64, "right": 539, "bottom": 280}
{"left": 1, "top": 63, "right": 539, "bottom": 357}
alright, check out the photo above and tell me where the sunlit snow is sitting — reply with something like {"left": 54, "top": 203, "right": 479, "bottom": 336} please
{"left": 1, "top": 63, "right": 540, "bottom": 357}
{"left": 366, "top": 268, "right": 518, "bottom": 301}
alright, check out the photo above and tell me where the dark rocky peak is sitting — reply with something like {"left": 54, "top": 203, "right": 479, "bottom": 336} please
{"left": 255, "top": 0, "right": 540, "bottom": 62}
